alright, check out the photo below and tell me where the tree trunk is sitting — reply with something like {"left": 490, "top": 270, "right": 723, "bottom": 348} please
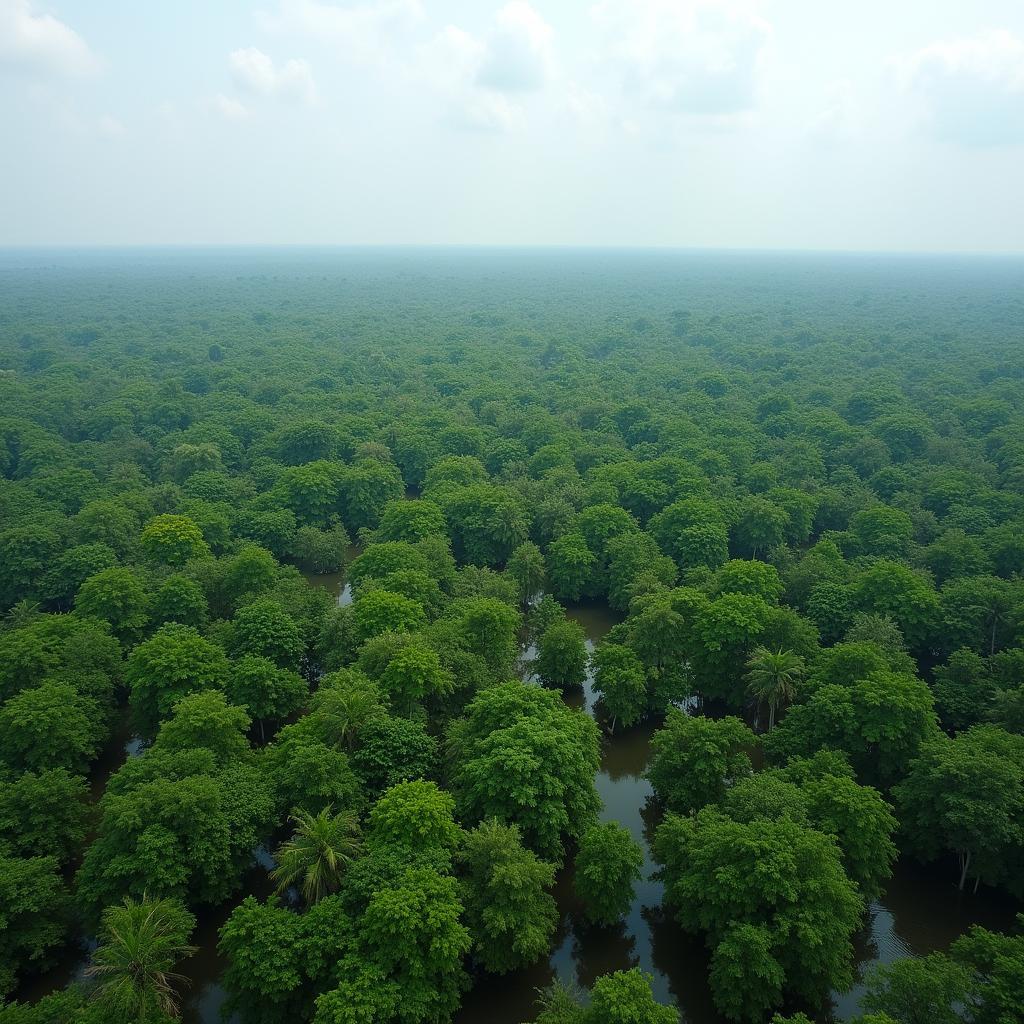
{"left": 973, "top": 874, "right": 981, "bottom": 894}
{"left": 991, "top": 619, "right": 998, "bottom": 657}
{"left": 259, "top": 718, "right": 266, "bottom": 743}
{"left": 768, "top": 704, "right": 775, "bottom": 732}
{"left": 958, "top": 849, "right": 972, "bottom": 891}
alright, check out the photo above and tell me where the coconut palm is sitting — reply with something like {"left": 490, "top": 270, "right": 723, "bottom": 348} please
{"left": 84, "top": 894, "right": 197, "bottom": 1021}
{"left": 744, "top": 646, "right": 805, "bottom": 732}
{"left": 271, "top": 806, "right": 362, "bottom": 904}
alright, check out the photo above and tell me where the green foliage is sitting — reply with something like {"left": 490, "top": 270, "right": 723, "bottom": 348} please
{"left": 586, "top": 968, "right": 677, "bottom": 1024}
{"left": 140, "top": 514, "right": 210, "bottom": 567}
{"left": 75, "top": 567, "right": 149, "bottom": 638}
{"left": 272, "top": 807, "right": 362, "bottom": 905}
{"left": 535, "top": 618, "right": 588, "bottom": 690}
{"left": 458, "top": 819, "right": 557, "bottom": 973}
{"left": 894, "top": 726, "right": 1024, "bottom": 892}
{"left": 860, "top": 953, "right": 971, "bottom": 1024}
{"left": 574, "top": 821, "right": 643, "bottom": 926}
{"left": 225, "top": 654, "right": 307, "bottom": 735}
{"left": 0, "top": 680, "right": 102, "bottom": 774}
{"left": 126, "top": 623, "right": 229, "bottom": 735}
{"left": 350, "top": 714, "right": 438, "bottom": 798}
{"left": 765, "top": 670, "right": 940, "bottom": 787}
{"left": 356, "top": 866, "right": 471, "bottom": 1024}
{"left": 592, "top": 642, "right": 648, "bottom": 729}
{"left": 366, "top": 781, "right": 461, "bottom": 860}
{"left": 149, "top": 573, "right": 208, "bottom": 628}
{"left": 351, "top": 590, "right": 428, "bottom": 643}
{"left": 449, "top": 681, "right": 600, "bottom": 862}
{"left": 655, "top": 807, "right": 863, "bottom": 1021}
{"left": 0, "top": 850, "right": 69, "bottom": 996}
{"left": 152, "top": 689, "right": 252, "bottom": 763}
{"left": 76, "top": 747, "right": 274, "bottom": 922}
{"left": 83, "top": 895, "right": 196, "bottom": 1024}
{"left": 230, "top": 597, "right": 305, "bottom": 668}
{"left": 0, "top": 768, "right": 89, "bottom": 863}
{"left": 648, "top": 711, "right": 757, "bottom": 814}
{"left": 505, "top": 541, "right": 546, "bottom": 604}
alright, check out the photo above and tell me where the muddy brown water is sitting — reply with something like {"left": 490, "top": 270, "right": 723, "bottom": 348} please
{"left": 19, "top": 585, "right": 1020, "bottom": 1023}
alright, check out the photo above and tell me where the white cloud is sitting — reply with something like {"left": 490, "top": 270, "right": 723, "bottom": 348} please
{"left": 591, "top": 0, "right": 770, "bottom": 115}
{"left": 212, "top": 93, "right": 250, "bottom": 120}
{"left": 228, "top": 46, "right": 318, "bottom": 104}
{"left": 897, "top": 30, "right": 1024, "bottom": 147}
{"left": 422, "top": 4, "right": 554, "bottom": 132}
{"left": 0, "top": 0, "right": 99, "bottom": 76}
{"left": 476, "top": 1, "right": 553, "bottom": 93}
{"left": 256, "top": 0, "right": 424, "bottom": 63}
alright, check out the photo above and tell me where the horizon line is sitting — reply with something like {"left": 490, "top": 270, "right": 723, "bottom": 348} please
{"left": 2, "top": 241, "right": 1024, "bottom": 259}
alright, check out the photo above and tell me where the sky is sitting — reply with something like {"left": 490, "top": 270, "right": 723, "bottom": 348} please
{"left": 2, "top": 0, "right": 1024, "bottom": 251}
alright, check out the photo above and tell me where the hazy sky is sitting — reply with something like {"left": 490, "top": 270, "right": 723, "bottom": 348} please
{"left": 3, "top": 0, "right": 1024, "bottom": 250}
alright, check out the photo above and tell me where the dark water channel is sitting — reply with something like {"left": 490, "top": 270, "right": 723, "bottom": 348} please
{"left": 20, "top": 579, "right": 1019, "bottom": 1023}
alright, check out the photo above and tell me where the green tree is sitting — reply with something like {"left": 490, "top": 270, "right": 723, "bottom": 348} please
{"left": 648, "top": 711, "right": 757, "bottom": 814}
{"left": 379, "top": 640, "right": 455, "bottom": 711}
{"left": 365, "top": 780, "right": 461, "bottom": 860}
{"left": 547, "top": 532, "right": 596, "bottom": 602}
{"left": 76, "top": 747, "right": 273, "bottom": 921}
{"left": 351, "top": 590, "right": 427, "bottom": 643}
{"left": 574, "top": 821, "right": 643, "bottom": 926}
{"left": 75, "top": 567, "right": 149, "bottom": 639}
{"left": 152, "top": 689, "right": 252, "bottom": 764}
{"left": 745, "top": 646, "right": 804, "bottom": 731}
{"left": 893, "top": 726, "right": 1024, "bottom": 891}
{"left": 126, "top": 623, "right": 229, "bottom": 736}
{"left": 458, "top": 819, "right": 557, "bottom": 973}
{"left": 140, "top": 514, "right": 210, "bottom": 567}
{"left": 149, "top": 573, "right": 208, "bottom": 628}
{"left": 271, "top": 807, "right": 362, "bottom": 905}
{"left": 356, "top": 866, "right": 471, "bottom": 1024}
{"left": 592, "top": 642, "right": 648, "bottom": 730}
{"left": 778, "top": 754, "right": 898, "bottom": 902}
{"left": 649, "top": 498, "right": 729, "bottom": 570}
{"left": 586, "top": 968, "right": 677, "bottom": 1024}
{"left": 225, "top": 655, "right": 307, "bottom": 741}
{"left": 535, "top": 619, "right": 588, "bottom": 690}
{"left": 0, "top": 767, "right": 89, "bottom": 863}
{"left": 350, "top": 714, "right": 438, "bottom": 798}
{"left": 0, "top": 680, "right": 101, "bottom": 774}
{"left": 505, "top": 541, "right": 546, "bottom": 605}
{"left": 732, "top": 496, "right": 790, "bottom": 559}
{"left": 765, "top": 671, "right": 940, "bottom": 787}
{"left": 448, "top": 681, "right": 600, "bottom": 862}
{"left": 655, "top": 808, "right": 863, "bottom": 1021}
{"left": 0, "top": 850, "right": 69, "bottom": 997}
{"left": 852, "top": 561, "right": 939, "bottom": 651}
{"left": 377, "top": 499, "right": 446, "bottom": 543}
{"left": 849, "top": 506, "right": 913, "bottom": 557}
{"left": 263, "top": 729, "right": 362, "bottom": 816}
{"left": 860, "top": 953, "right": 970, "bottom": 1024}
{"left": 950, "top": 920, "right": 1024, "bottom": 1024}
{"left": 230, "top": 597, "right": 305, "bottom": 668}
{"left": 84, "top": 895, "right": 197, "bottom": 1023}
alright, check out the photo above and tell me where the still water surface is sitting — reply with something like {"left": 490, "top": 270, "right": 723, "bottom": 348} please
{"left": 22, "top": 580, "right": 1019, "bottom": 1023}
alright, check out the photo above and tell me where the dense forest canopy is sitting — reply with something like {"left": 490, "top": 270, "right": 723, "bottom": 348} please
{"left": 0, "top": 247, "right": 1022, "bottom": 1024}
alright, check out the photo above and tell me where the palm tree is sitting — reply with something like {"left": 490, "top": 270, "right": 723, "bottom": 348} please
{"left": 745, "top": 646, "right": 804, "bottom": 732}
{"left": 271, "top": 806, "right": 362, "bottom": 904}
{"left": 84, "top": 894, "right": 197, "bottom": 1021}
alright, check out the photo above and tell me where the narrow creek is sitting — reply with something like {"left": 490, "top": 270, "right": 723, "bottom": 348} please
{"left": 18, "top": 578, "right": 1019, "bottom": 1024}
